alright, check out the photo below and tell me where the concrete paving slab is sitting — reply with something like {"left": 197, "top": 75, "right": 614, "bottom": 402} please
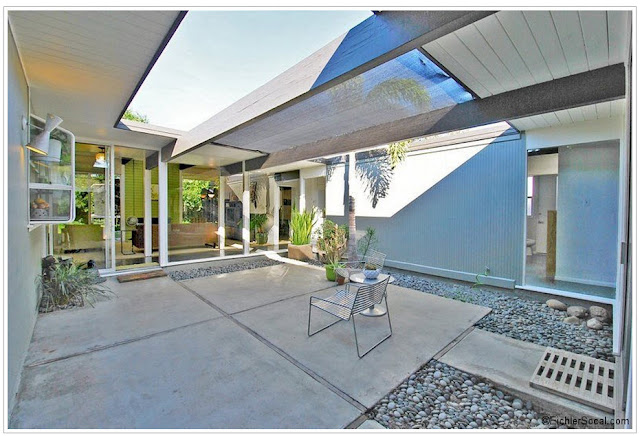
{"left": 358, "top": 419, "right": 386, "bottom": 429}
{"left": 10, "top": 317, "right": 361, "bottom": 429}
{"left": 232, "top": 284, "right": 491, "bottom": 408}
{"left": 439, "top": 328, "right": 611, "bottom": 423}
{"left": 183, "top": 263, "right": 333, "bottom": 314}
{"left": 25, "top": 277, "right": 221, "bottom": 366}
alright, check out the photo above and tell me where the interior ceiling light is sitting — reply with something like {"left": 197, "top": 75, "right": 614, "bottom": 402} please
{"left": 94, "top": 150, "right": 107, "bottom": 168}
{"left": 25, "top": 113, "right": 63, "bottom": 156}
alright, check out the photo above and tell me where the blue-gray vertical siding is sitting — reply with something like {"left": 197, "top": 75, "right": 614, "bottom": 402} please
{"left": 329, "top": 137, "right": 526, "bottom": 287}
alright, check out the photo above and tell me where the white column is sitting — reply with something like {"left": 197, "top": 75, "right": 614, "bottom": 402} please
{"left": 218, "top": 175, "right": 226, "bottom": 255}
{"left": 158, "top": 159, "right": 169, "bottom": 266}
{"left": 299, "top": 176, "right": 306, "bottom": 211}
{"left": 242, "top": 162, "right": 250, "bottom": 255}
{"left": 268, "top": 176, "right": 279, "bottom": 245}
{"left": 143, "top": 166, "right": 152, "bottom": 259}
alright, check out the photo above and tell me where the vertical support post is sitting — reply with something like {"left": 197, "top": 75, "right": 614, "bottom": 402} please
{"left": 218, "top": 175, "right": 226, "bottom": 255}
{"left": 158, "top": 158, "right": 169, "bottom": 266}
{"left": 299, "top": 175, "right": 306, "bottom": 211}
{"left": 269, "top": 176, "right": 279, "bottom": 246}
{"left": 242, "top": 162, "right": 250, "bottom": 255}
{"left": 143, "top": 165, "right": 152, "bottom": 260}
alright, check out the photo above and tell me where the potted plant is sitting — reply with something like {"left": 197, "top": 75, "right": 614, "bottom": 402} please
{"left": 316, "top": 219, "right": 348, "bottom": 281}
{"left": 287, "top": 205, "right": 317, "bottom": 260}
{"left": 325, "top": 260, "right": 346, "bottom": 282}
{"left": 362, "top": 262, "right": 381, "bottom": 279}
{"left": 250, "top": 213, "right": 269, "bottom": 245}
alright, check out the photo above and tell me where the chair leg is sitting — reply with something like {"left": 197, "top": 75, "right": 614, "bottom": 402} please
{"left": 352, "top": 298, "right": 393, "bottom": 358}
{"left": 308, "top": 298, "right": 343, "bottom": 337}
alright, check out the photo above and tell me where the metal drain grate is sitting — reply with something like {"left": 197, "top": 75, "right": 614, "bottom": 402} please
{"left": 530, "top": 347, "right": 615, "bottom": 413}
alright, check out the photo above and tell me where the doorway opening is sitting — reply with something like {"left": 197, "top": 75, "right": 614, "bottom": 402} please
{"left": 524, "top": 142, "right": 619, "bottom": 300}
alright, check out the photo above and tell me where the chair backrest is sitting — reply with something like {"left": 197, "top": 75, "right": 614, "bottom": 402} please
{"left": 363, "top": 250, "right": 386, "bottom": 270}
{"left": 352, "top": 277, "right": 390, "bottom": 313}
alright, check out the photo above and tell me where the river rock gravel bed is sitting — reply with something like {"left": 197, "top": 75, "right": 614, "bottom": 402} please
{"left": 167, "top": 258, "right": 282, "bottom": 281}
{"left": 387, "top": 270, "right": 614, "bottom": 362}
{"left": 369, "top": 360, "right": 557, "bottom": 429}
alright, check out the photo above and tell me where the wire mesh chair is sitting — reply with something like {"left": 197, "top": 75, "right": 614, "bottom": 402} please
{"left": 308, "top": 277, "right": 392, "bottom": 358}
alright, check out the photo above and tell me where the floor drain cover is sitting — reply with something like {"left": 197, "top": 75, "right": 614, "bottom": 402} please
{"left": 530, "top": 347, "right": 615, "bottom": 413}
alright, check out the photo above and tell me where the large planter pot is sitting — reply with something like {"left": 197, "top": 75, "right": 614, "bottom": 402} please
{"left": 325, "top": 265, "right": 337, "bottom": 281}
{"left": 256, "top": 232, "right": 268, "bottom": 245}
{"left": 288, "top": 243, "right": 314, "bottom": 261}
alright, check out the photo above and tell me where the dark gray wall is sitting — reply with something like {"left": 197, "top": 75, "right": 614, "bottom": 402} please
{"left": 328, "top": 137, "right": 526, "bottom": 287}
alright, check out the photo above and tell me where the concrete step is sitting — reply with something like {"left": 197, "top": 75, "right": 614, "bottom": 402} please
{"left": 438, "top": 328, "right": 614, "bottom": 429}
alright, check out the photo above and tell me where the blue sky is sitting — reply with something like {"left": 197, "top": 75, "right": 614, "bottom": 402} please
{"left": 127, "top": 10, "right": 372, "bottom": 131}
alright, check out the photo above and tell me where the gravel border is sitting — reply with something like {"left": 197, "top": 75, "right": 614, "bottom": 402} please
{"left": 167, "top": 258, "right": 282, "bottom": 281}
{"left": 369, "top": 360, "right": 555, "bottom": 429}
{"left": 387, "top": 269, "right": 614, "bottom": 362}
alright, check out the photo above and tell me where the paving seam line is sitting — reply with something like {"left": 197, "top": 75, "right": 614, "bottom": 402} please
{"left": 228, "top": 284, "right": 339, "bottom": 316}
{"left": 432, "top": 325, "right": 477, "bottom": 361}
{"left": 24, "top": 317, "right": 219, "bottom": 368}
{"left": 174, "top": 280, "right": 367, "bottom": 413}
{"left": 344, "top": 414, "right": 369, "bottom": 429}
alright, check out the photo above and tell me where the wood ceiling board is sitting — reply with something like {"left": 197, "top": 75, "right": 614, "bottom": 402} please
{"left": 551, "top": 11, "right": 589, "bottom": 76}
{"left": 496, "top": 11, "right": 554, "bottom": 84}
{"left": 523, "top": 11, "right": 571, "bottom": 80}
{"left": 473, "top": 14, "right": 536, "bottom": 88}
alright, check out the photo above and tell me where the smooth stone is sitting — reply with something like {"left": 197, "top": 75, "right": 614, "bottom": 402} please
{"left": 590, "top": 305, "right": 610, "bottom": 321}
{"left": 407, "top": 387, "right": 415, "bottom": 395}
{"left": 546, "top": 299, "right": 567, "bottom": 311}
{"left": 563, "top": 315, "right": 581, "bottom": 325}
{"left": 567, "top": 305, "right": 588, "bottom": 318}
{"left": 587, "top": 318, "right": 604, "bottom": 330}
{"left": 387, "top": 401, "right": 396, "bottom": 409}
{"left": 512, "top": 399, "right": 523, "bottom": 410}
{"left": 438, "top": 412, "right": 447, "bottom": 420}
{"left": 434, "top": 370, "right": 442, "bottom": 378}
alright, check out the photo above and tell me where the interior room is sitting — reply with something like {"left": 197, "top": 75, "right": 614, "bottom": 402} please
{"left": 524, "top": 142, "right": 619, "bottom": 300}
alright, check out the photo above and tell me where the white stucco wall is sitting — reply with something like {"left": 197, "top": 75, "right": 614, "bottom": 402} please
{"left": 7, "top": 26, "right": 47, "bottom": 414}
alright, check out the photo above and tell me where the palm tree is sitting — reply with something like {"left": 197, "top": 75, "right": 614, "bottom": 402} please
{"left": 344, "top": 77, "right": 428, "bottom": 261}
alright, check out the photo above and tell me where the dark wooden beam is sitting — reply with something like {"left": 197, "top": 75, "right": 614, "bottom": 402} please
{"left": 248, "top": 63, "right": 626, "bottom": 169}
{"left": 145, "top": 151, "right": 159, "bottom": 170}
{"left": 166, "top": 10, "right": 496, "bottom": 160}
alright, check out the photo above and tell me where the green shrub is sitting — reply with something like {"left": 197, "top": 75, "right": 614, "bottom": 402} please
{"left": 315, "top": 219, "right": 348, "bottom": 264}
{"left": 290, "top": 206, "right": 317, "bottom": 245}
{"left": 37, "top": 262, "right": 113, "bottom": 312}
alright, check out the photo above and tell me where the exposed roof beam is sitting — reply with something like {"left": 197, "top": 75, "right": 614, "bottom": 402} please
{"left": 246, "top": 63, "right": 625, "bottom": 169}
{"left": 164, "top": 10, "right": 496, "bottom": 161}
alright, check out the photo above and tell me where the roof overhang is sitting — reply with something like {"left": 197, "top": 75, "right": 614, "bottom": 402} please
{"left": 164, "top": 9, "right": 630, "bottom": 172}
{"left": 8, "top": 10, "right": 186, "bottom": 150}
{"left": 164, "top": 10, "right": 497, "bottom": 160}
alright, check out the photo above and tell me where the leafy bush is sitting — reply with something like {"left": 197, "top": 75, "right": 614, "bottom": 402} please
{"left": 250, "top": 213, "right": 268, "bottom": 233}
{"left": 37, "top": 262, "right": 113, "bottom": 312}
{"left": 315, "top": 219, "right": 348, "bottom": 264}
{"left": 290, "top": 206, "right": 317, "bottom": 245}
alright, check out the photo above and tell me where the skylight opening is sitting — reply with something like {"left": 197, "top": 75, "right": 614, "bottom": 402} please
{"left": 123, "top": 10, "right": 373, "bottom": 131}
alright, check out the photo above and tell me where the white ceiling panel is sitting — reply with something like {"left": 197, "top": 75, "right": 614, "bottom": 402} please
{"left": 424, "top": 10, "right": 630, "bottom": 99}
{"left": 510, "top": 99, "right": 625, "bottom": 131}
{"left": 8, "top": 10, "right": 183, "bottom": 150}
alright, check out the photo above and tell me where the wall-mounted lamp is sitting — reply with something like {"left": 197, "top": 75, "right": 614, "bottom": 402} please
{"left": 25, "top": 113, "right": 63, "bottom": 156}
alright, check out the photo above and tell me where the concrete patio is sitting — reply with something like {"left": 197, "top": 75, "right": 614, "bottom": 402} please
{"left": 10, "top": 262, "right": 490, "bottom": 429}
